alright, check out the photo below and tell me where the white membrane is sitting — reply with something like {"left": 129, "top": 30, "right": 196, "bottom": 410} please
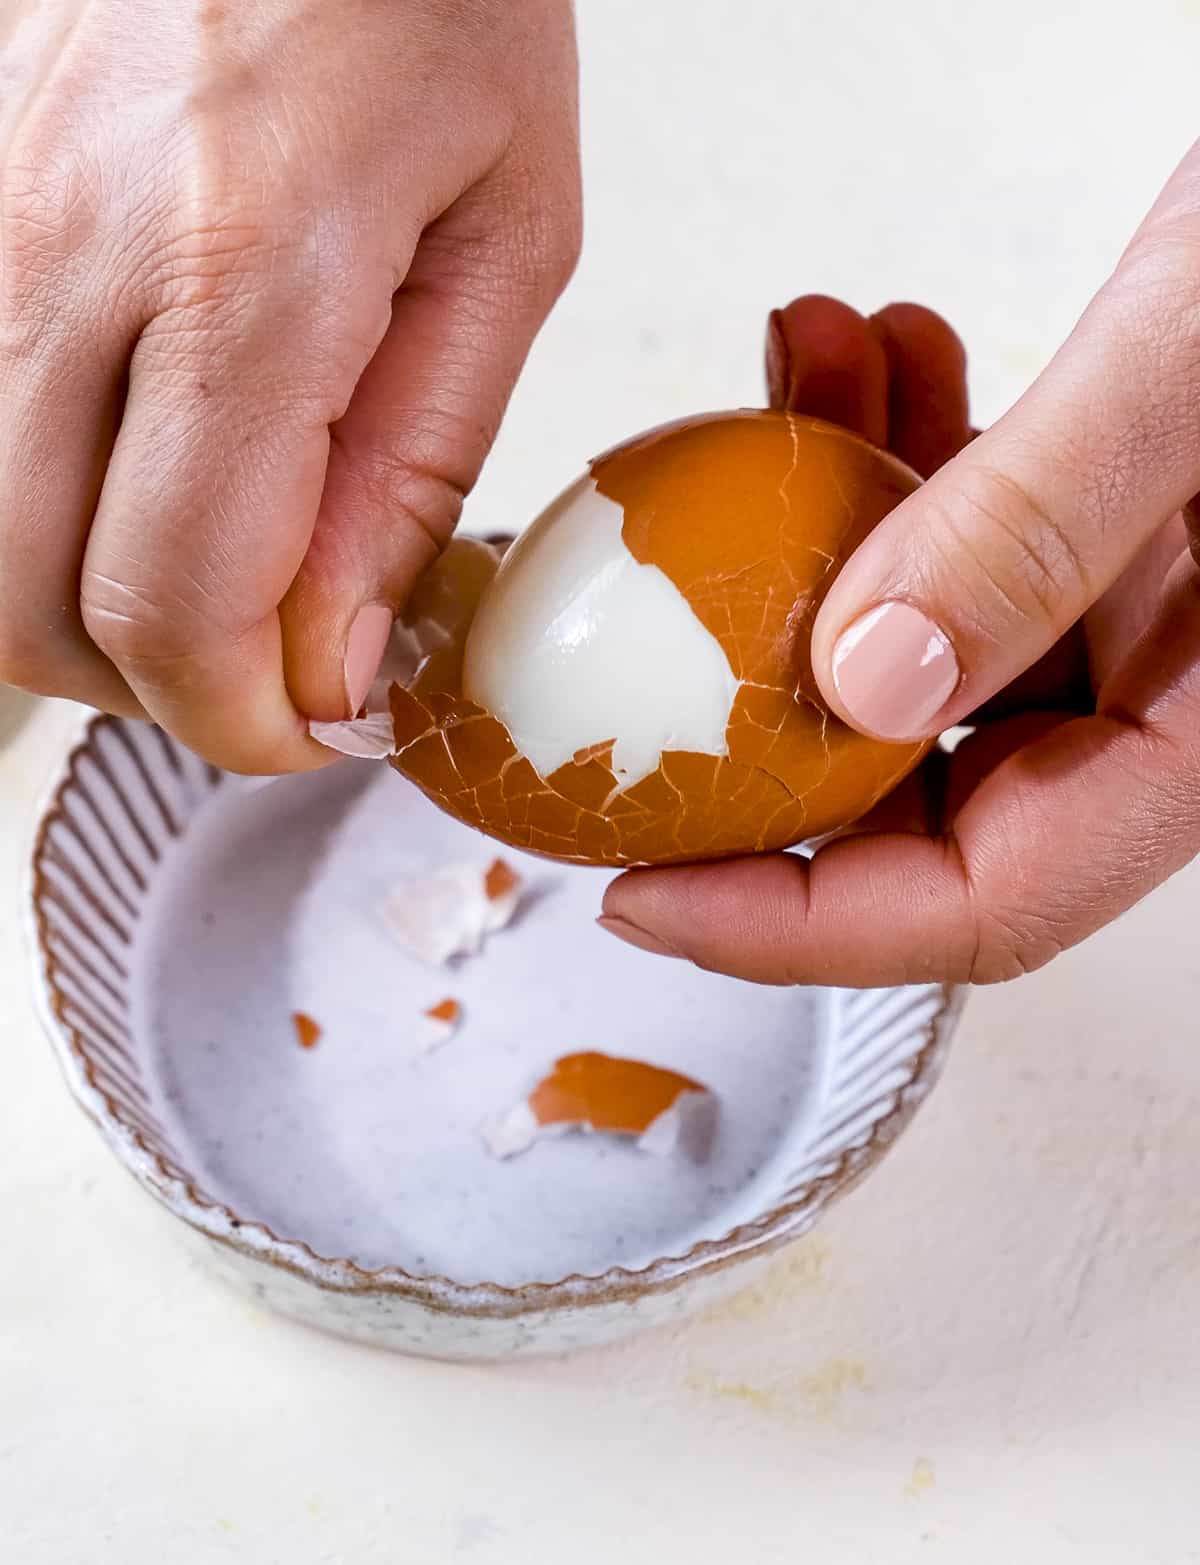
{"left": 379, "top": 862, "right": 522, "bottom": 967}
{"left": 462, "top": 477, "right": 739, "bottom": 787}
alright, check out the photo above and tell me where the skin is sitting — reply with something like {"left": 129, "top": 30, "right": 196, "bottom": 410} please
{"left": 0, "top": 0, "right": 581, "bottom": 773}
{"left": 602, "top": 223, "right": 1200, "bottom": 984}
{"left": 3, "top": 8, "right": 1197, "bottom": 983}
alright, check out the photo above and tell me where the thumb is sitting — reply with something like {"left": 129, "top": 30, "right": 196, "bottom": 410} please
{"left": 283, "top": 169, "right": 580, "bottom": 721}
{"left": 812, "top": 141, "right": 1200, "bottom": 741}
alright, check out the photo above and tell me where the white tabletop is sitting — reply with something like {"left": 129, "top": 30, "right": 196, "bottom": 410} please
{"left": 4, "top": 3, "right": 1200, "bottom": 1559}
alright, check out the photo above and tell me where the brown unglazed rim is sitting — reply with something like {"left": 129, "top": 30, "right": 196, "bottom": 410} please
{"left": 28, "top": 712, "right": 963, "bottom": 1321}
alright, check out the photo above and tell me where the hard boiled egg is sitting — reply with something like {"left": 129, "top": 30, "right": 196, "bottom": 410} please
{"left": 380, "top": 409, "right": 929, "bottom": 867}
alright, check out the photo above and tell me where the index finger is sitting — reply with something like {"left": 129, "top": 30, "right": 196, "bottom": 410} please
{"left": 79, "top": 265, "right": 384, "bottom": 774}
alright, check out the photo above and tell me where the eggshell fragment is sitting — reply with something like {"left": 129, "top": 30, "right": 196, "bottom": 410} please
{"left": 309, "top": 710, "right": 396, "bottom": 761}
{"left": 292, "top": 1012, "right": 322, "bottom": 1050}
{"left": 307, "top": 537, "right": 503, "bottom": 760}
{"left": 484, "top": 858, "right": 520, "bottom": 903}
{"left": 483, "top": 1052, "right": 718, "bottom": 1163}
{"left": 419, "top": 997, "right": 462, "bottom": 1053}
{"left": 386, "top": 412, "right": 931, "bottom": 866}
{"left": 380, "top": 858, "right": 523, "bottom": 966}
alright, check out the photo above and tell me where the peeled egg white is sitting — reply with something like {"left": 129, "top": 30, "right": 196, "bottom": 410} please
{"left": 462, "top": 476, "right": 738, "bottom": 787}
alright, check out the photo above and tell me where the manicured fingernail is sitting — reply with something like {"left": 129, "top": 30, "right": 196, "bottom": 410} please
{"left": 596, "top": 914, "right": 684, "bottom": 959}
{"left": 831, "top": 600, "right": 959, "bottom": 740}
{"left": 344, "top": 604, "right": 394, "bottom": 717}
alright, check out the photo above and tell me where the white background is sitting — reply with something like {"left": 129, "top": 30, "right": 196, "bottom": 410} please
{"left": 5, "top": 1, "right": 1200, "bottom": 1559}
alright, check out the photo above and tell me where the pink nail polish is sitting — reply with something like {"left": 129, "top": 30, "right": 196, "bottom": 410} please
{"left": 831, "top": 600, "right": 959, "bottom": 740}
{"left": 344, "top": 604, "right": 394, "bottom": 717}
{"left": 596, "top": 914, "right": 683, "bottom": 959}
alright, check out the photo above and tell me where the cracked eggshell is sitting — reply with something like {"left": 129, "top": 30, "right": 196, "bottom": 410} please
{"left": 483, "top": 1052, "right": 718, "bottom": 1163}
{"left": 379, "top": 858, "right": 523, "bottom": 966}
{"left": 387, "top": 411, "right": 931, "bottom": 867}
{"left": 418, "top": 997, "right": 462, "bottom": 1054}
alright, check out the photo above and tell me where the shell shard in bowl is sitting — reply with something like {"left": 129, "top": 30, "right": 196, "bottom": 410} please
{"left": 28, "top": 713, "right": 962, "bottom": 1360}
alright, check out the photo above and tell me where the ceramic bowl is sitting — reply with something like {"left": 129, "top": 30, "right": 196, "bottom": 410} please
{"left": 27, "top": 713, "right": 963, "bottom": 1360}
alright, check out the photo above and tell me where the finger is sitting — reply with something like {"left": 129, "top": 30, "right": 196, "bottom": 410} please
{"left": 602, "top": 552, "right": 1200, "bottom": 985}
{"left": 0, "top": 147, "right": 141, "bottom": 714}
{"left": 79, "top": 254, "right": 396, "bottom": 773}
{"left": 283, "top": 165, "right": 582, "bottom": 722}
{"left": 763, "top": 295, "right": 1074, "bottom": 720}
{"left": 831, "top": 712, "right": 1070, "bottom": 840}
{"left": 1183, "top": 495, "right": 1200, "bottom": 568}
{"left": 765, "top": 295, "right": 889, "bottom": 445}
{"left": 811, "top": 142, "right": 1200, "bottom": 744}
{"left": 868, "top": 303, "right": 973, "bottom": 477}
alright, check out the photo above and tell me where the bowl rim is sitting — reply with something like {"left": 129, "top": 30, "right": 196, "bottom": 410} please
{"left": 26, "top": 711, "right": 964, "bottom": 1321}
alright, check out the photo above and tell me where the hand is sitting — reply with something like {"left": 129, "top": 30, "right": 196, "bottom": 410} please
{"left": 0, "top": 0, "right": 580, "bottom": 772}
{"left": 601, "top": 143, "right": 1200, "bottom": 985}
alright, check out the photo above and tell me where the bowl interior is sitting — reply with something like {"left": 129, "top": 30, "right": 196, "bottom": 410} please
{"left": 31, "top": 717, "right": 953, "bottom": 1301}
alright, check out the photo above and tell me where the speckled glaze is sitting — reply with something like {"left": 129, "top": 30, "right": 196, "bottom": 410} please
{"left": 27, "top": 713, "right": 964, "bottom": 1360}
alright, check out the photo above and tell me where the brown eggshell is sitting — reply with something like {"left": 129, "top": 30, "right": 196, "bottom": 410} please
{"left": 387, "top": 411, "right": 930, "bottom": 867}
{"left": 526, "top": 1052, "right": 708, "bottom": 1137}
{"left": 482, "top": 1052, "right": 719, "bottom": 1162}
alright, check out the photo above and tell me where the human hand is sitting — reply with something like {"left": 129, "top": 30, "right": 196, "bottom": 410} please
{"left": 0, "top": 0, "right": 580, "bottom": 772}
{"left": 601, "top": 148, "right": 1200, "bottom": 984}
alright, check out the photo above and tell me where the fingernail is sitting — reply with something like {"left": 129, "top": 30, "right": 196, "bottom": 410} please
{"left": 831, "top": 600, "right": 959, "bottom": 740}
{"left": 344, "top": 604, "right": 394, "bottom": 717}
{"left": 596, "top": 914, "right": 684, "bottom": 959}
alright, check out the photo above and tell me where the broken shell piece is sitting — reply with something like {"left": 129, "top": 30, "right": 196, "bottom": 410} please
{"left": 308, "top": 537, "right": 503, "bottom": 760}
{"left": 293, "top": 1012, "right": 322, "bottom": 1050}
{"left": 419, "top": 997, "right": 462, "bottom": 1054}
{"left": 380, "top": 858, "right": 524, "bottom": 966}
{"left": 484, "top": 858, "right": 520, "bottom": 904}
{"left": 309, "top": 710, "right": 396, "bottom": 761}
{"left": 483, "top": 1051, "right": 718, "bottom": 1163}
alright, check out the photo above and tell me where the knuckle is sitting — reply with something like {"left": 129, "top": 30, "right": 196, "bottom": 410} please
{"left": 941, "top": 834, "right": 1063, "bottom": 985}
{"left": 510, "top": 191, "right": 583, "bottom": 303}
{"left": 338, "top": 437, "right": 468, "bottom": 555}
{"left": 438, "top": 174, "right": 582, "bottom": 315}
{"left": 0, "top": 128, "right": 100, "bottom": 252}
{"left": 138, "top": 197, "right": 348, "bottom": 418}
{"left": 920, "top": 464, "right": 1092, "bottom": 632}
{"left": 152, "top": 222, "right": 284, "bottom": 317}
{"left": 0, "top": 130, "right": 103, "bottom": 318}
{"left": 531, "top": 199, "right": 583, "bottom": 299}
{"left": 969, "top": 905, "right": 1065, "bottom": 984}
{"left": 79, "top": 569, "right": 207, "bottom": 671}
{"left": 147, "top": 163, "right": 315, "bottom": 321}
